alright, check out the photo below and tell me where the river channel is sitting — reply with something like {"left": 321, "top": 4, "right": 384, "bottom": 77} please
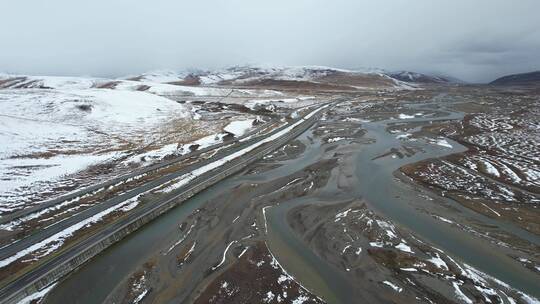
{"left": 46, "top": 99, "right": 540, "bottom": 303}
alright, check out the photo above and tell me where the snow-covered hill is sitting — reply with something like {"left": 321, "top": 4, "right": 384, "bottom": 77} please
{"left": 127, "top": 65, "right": 418, "bottom": 90}
{"left": 386, "top": 71, "right": 457, "bottom": 84}
{"left": 1, "top": 66, "right": 451, "bottom": 92}
{"left": 124, "top": 69, "right": 190, "bottom": 83}
{"left": 0, "top": 73, "right": 271, "bottom": 208}
{"left": 0, "top": 75, "right": 229, "bottom": 96}
{"left": 196, "top": 65, "right": 357, "bottom": 85}
{"left": 0, "top": 83, "right": 194, "bottom": 205}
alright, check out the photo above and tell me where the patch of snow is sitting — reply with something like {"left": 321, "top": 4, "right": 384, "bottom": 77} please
{"left": 430, "top": 138, "right": 453, "bottom": 148}
{"left": 396, "top": 133, "right": 412, "bottom": 140}
{"left": 480, "top": 202, "right": 501, "bottom": 217}
{"left": 18, "top": 283, "right": 57, "bottom": 304}
{"left": 292, "top": 295, "right": 310, "bottom": 304}
{"left": 262, "top": 206, "right": 271, "bottom": 234}
{"left": 133, "top": 289, "right": 148, "bottom": 304}
{"left": 179, "top": 133, "right": 227, "bottom": 154}
{"left": 376, "top": 220, "right": 397, "bottom": 238}
{"left": 130, "top": 70, "right": 184, "bottom": 83}
{"left": 400, "top": 268, "right": 418, "bottom": 272}
{"left": 0, "top": 152, "right": 121, "bottom": 205}
{"left": 278, "top": 275, "right": 290, "bottom": 284}
{"left": 342, "top": 244, "right": 351, "bottom": 254}
{"left": 182, "top": 242, "right": 196, "bottom": 263}
{"left": 343, "top": 117, "right": 364, "bottom": 123}
{"left": 123, "top": 143, "right": 179, "bottom": 165}
{"left": 212, "top": 240, "right": 237, "bottom": 270}
{"left": 165, "top": 222, "right": 195, "bottom": 254}
{"left": 428, "top": 254, "right": 449, "bottom": 270}
{"left": 0, "top": 191, "right": 94, "bottom": 231}
{"left": 480, "top": 160, "right": 500, "bottom": 177}
{"left": 383, "top": 281, "right": 402, "bottom": 292}
{"left": 327, "top": 137, "right": 346, "bottom": 143}
{"left": 263, "top": 291, "right": 276, "bottom": 303}
{"left": 0, "top": 194, "right": 141, "bottom": 268}
{"left": 398, "top": 113, "right": 415, "bottom": 119}
{"left": 238, "top": 247, "right": 249, "bottom": 258}
{"left": 452, "top": 282, "right": 473, "bottom": 304}
{"left": 433, "top": 215, "right": 454, "bottom": 224}
{"left": 224, "top": 119, "right": 255, "bottom": 137}
{"left": 335, "top": 208, "right": 352, "bottom": 222}
{"left": 118, "top": 198, "right": 140, "bottom": 212}
{"left": 396, "top": 242, "right": 414, "bottom": 253}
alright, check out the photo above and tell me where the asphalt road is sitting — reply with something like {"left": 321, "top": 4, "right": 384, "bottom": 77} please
{"left": 0, "top": 103, "right": 330, "bottom": 303}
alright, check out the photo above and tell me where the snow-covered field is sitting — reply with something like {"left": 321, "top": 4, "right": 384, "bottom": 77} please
{"left": 0, "top": 86, "right": 193, "bottom": 210}
{"left": 0, "top": 74, "right": 285, "bottom": 98}
{"left": 0, "top": 73, "right": 272, "bottom": 213}
{"left": 223, "top": 119, "right": 255, "bottom": 137}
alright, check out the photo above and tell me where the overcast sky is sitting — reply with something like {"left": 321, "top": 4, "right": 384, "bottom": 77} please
{"left": 1, "top": 0, "right": 539, "bottom": 82}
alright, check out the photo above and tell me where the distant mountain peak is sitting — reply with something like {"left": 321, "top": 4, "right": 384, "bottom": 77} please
{"left": 490, "top": 71, "right": 540, "bottom": 86}
{"left": 387, "top": 71, "right": 459, "bottom": 84}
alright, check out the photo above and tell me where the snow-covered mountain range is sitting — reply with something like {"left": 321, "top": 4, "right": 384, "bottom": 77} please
{"left": 386, "top": 71, "right": 460, "bottom": 84}
{"left": 1, "top": 65, "right": 459, "bottom": 95}
{"left": 119, "top": 66, "right": 441, "bottom": 89}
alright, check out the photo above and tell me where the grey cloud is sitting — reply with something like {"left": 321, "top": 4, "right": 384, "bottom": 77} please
{"left": 1, "top": 0, "right": 539, "bottom": 82}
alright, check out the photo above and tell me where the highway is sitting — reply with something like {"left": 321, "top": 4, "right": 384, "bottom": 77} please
{"left": 0, "top": 103, "right": 330, "bottom": 304}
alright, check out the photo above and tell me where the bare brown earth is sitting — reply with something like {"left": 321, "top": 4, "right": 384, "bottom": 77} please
{"left": 0, "top": 77, "right": 50, "bottom": 89}
{"left": 317, "top": 71, "right": 396, "bottom": 88}
{"left": 223, "top": 78, "right": 359, "bottom": 91}
{"left": 158, "top": 69, "right": 401, "bottom": 91}
{"left": 193, "top": 242, "right": 324, "bottom": 304}
{"left": 167, "top": 75, "right": 202, "bottom": 86}
{"left": 92, "top": 81, "right": 120, "bottom": 89}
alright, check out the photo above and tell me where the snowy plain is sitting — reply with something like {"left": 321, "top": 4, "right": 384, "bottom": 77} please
{"left": 0, "top": 73, "right": 269, "bottom": 213}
